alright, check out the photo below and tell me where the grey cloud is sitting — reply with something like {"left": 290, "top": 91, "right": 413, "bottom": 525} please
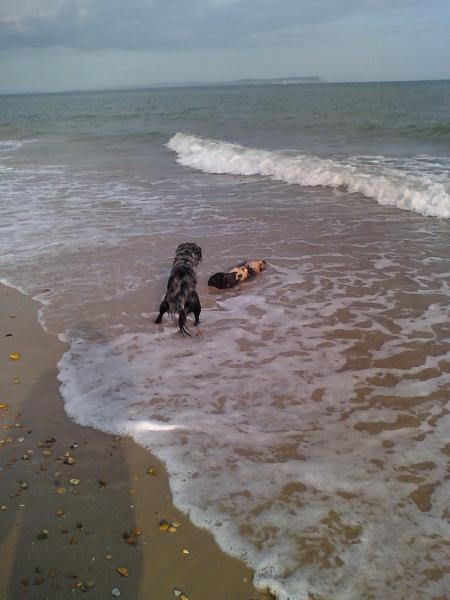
{"left": 0, "top": 0, "right": 420, "bottom": 51}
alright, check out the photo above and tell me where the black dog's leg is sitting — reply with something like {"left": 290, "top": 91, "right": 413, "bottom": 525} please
{"left": 191, "top": 292, "right": 201, "bottom": 325}
{"left": 155, "top": 298, "right": 169, "bottom": 324}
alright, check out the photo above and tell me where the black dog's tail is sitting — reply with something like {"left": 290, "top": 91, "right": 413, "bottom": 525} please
{"left": 167, "top": 281, "right": 190, "bottom": 336}
{"left": 178, "top": 307, "right": 189, "bottom": 336}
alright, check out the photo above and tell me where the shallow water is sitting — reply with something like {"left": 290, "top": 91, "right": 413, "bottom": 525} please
{"left": 1, "top": 82, "right": 450, "bottom": 599}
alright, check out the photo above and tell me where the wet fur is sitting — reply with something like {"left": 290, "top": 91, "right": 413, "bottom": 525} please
{"left": 208, "top": 259, "right": 266, "bottom": 289}
{"left": 155, "top": 243, "right": 202, "bottom": 336}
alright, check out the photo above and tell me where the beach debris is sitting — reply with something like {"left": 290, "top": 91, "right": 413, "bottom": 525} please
{"left": 69, "top": 478, "right": 81, "bottom": 486}
{"left": 57, "top": 487, "right": 67, "bottom": 494}
{"left": 64, "top": 453, "right": 76, "bottom": 465}
{"left": 171, "top": 521, "right": 181, "bottom": 528}
{"left": 70, "top": 442, "right": 78, "bottom": 449}
{"left": 116, "top": 567, "right": 129, "bottom": 577}
{"left": 174, "top": 589, "right": 190, "bottom": 600}
{"left": 17, "top": 437, "right": 24, "bottom": 442}
{"left": 105, "top": 554, "right": 112, "bottom": 560}
{"left": 98, "top": 479, "right": 108, "bottom": 487}
{"left": 0, "top": 403, "right": 10, "bottom": 411}
{"left": 37, "top": 529, "right": 49, "bottom": 540}
{"left": 1, "top": 505, "right": 7, "bottom": 511}
{"left": 38, "top": 437, "right": 56, "bottom": 448}
{"left": 19, "top": 480, "right": 28, "bottom": 489}
{"left": 10, "top": 314, "right": 16, "bottom": 318}
{"left": 56, "top": 509, "right": 65, "bottom": 518}
{"left": 159, "top": 519, "right": 170, "bottom": 531}
{"left": 75, "top": 522, "right": 85, "bottom": 531}
{"left": 147, "top": 467, "right": 157, "bottom": 476}
{"left": 5, "top": 333, "right": 13, "bottom": 337}
{"left": 43, "top": 449, "right": 53, "bottom": 457}
{"left": 11, "top": 377, "right": 20, "bottom": 384}
{"left": 122, "top": 527, "right": 143, "bottom": 545}
{"left": 111, "top": 588, "right": 121, "bottom": 597}
{"left": 8, "top": 352, "right": 20, "bottom": 360}
{"left": 181, "top": 548, "right": 190, "bottom": 555}
{"left": 168, "top": 526, "right": 177, "bottom": 533}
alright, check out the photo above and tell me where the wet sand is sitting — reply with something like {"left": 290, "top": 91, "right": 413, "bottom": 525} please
{"left": 0, "top": 284, "right": 267, "bottom": 600}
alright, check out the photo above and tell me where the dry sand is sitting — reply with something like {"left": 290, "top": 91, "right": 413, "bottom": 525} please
{"left": 0, "top": 284, "right": 268, "bottom": 600}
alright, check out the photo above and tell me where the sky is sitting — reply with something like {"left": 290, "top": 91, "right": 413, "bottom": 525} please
{"left": 0, "top": 0, "right": 449, "bottom": 94}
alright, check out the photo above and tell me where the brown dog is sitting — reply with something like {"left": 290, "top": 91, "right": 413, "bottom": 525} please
{"left": 208, "top": 259, "right": 266, "bottom": 289}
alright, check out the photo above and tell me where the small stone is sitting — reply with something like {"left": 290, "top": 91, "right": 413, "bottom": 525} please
{"left": 37, "top": 529, "right": 49, "bottom": 540}
{"left": 181, "top": 548, "right": 190, "bottom": 555}
{"left": 85, "top": 580, "right": 95, "bottom": 589}
{"left": 69, "top": 478, "right": 81, "bottom": 486}
{"left": 57, "top": 487, "right": 67, "bottom": 494}
{"left": 56, "top": 509, "right": 65, "bottom": 517}
{"left": 19, "top": 481, "right": 28, "bottom": 489}
{"left": 111, "top": 588, "right": 121, "bottom": 597}
{"left": 98, "top": 479, "right": 108, "bottom": 487}
{"left": 69, "top": 537, "right": 78, "bottom": 545}
{"left": 180, "top": 595, "right": 189, "bottom": 600}
{"left": 48, "top": 570, "right": 57, "bottom": 577}
{"left": 147, "top": 467, "right": 157, "bottom": 476}
{"left": 8, "top": 352, "right": 20, "bottom": 360}
{"left": 0, "top": 403, "right": 10, "bottom": 411}
{"left": 34, "top": 576, "right": 44, "bottom": 585}
{"left": 105, "top": 554, "right": 112, "bottom": 560}
{"left": 174, "top": 590, "right": 182, "bottom": 597}
{"left": 42, "top": 449, "right": 53, "bottom": 457}
{"left": 171, "top": 521, "right": 181, "bottom": 528}
{"left": 64, "top": 456, "right": 76, "bottom": 465}
{"left": 17, "top": 437, "right": 24, "bottom": 442}
{"left": 168, "top": 526, "right": 177, "bottom": 533}
{"left": 116, "top": 567, "right": 129, "bottom": 577}
{"left": 75, "top": 522, "right": 85, "bottom": 531}
{"left": 11, "top": 378, "right": 20, "bottom": 384}
{"left": 1, "top": 505, "right": 7, "bottom": 511}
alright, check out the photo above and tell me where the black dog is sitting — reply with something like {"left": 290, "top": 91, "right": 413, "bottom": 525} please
{"left": 155, "top": 242, "right": 202, "bottom": 336}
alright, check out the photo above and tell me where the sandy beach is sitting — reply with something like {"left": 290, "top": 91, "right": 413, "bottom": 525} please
{"left": 0, "top": 284, "right": 267, "bottom": 600}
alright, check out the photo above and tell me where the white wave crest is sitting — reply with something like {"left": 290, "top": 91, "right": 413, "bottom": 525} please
{"left": 167, "top": 133, "right": 450, "bottom": 219}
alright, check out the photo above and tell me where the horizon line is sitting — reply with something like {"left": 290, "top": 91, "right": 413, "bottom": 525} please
{"left": 1, "top": 77, "right": 449, "bottom": 97}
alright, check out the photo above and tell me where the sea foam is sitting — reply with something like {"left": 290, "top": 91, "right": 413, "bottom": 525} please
{"left": 168, "top": 133, "right": 450, "bottom": 219}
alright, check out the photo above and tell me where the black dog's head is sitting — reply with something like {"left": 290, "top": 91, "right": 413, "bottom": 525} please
{"left": 175, "top": 242, "right": 203, "bottom": 266}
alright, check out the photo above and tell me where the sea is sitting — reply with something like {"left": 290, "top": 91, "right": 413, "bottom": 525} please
{"left": 1, "top": 80, "right": 450, "bottom": 600}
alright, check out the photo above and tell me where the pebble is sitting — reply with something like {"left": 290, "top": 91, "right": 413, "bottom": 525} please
{"left": 116, "top": 567, "right": 129, "bottom": 577}
{"left": 111, "top": 588, "right": 121, "bottom": 597}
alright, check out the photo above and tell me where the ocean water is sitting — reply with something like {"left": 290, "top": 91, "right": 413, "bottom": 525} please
{"left": 1, "top": 81, "right": 450, "bottom": 599}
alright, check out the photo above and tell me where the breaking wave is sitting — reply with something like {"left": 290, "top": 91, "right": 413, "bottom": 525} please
{"left": 168, "top": 133, "right": 450, "bottom": 219}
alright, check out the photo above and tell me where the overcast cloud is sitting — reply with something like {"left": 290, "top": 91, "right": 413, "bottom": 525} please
{"left": 0, "top": 0, "right": 448, "bottom": 93}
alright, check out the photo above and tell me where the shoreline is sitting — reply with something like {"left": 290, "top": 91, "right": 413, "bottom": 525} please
{"left": 0, "top": 284, "right": 266, "bottom": 600}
